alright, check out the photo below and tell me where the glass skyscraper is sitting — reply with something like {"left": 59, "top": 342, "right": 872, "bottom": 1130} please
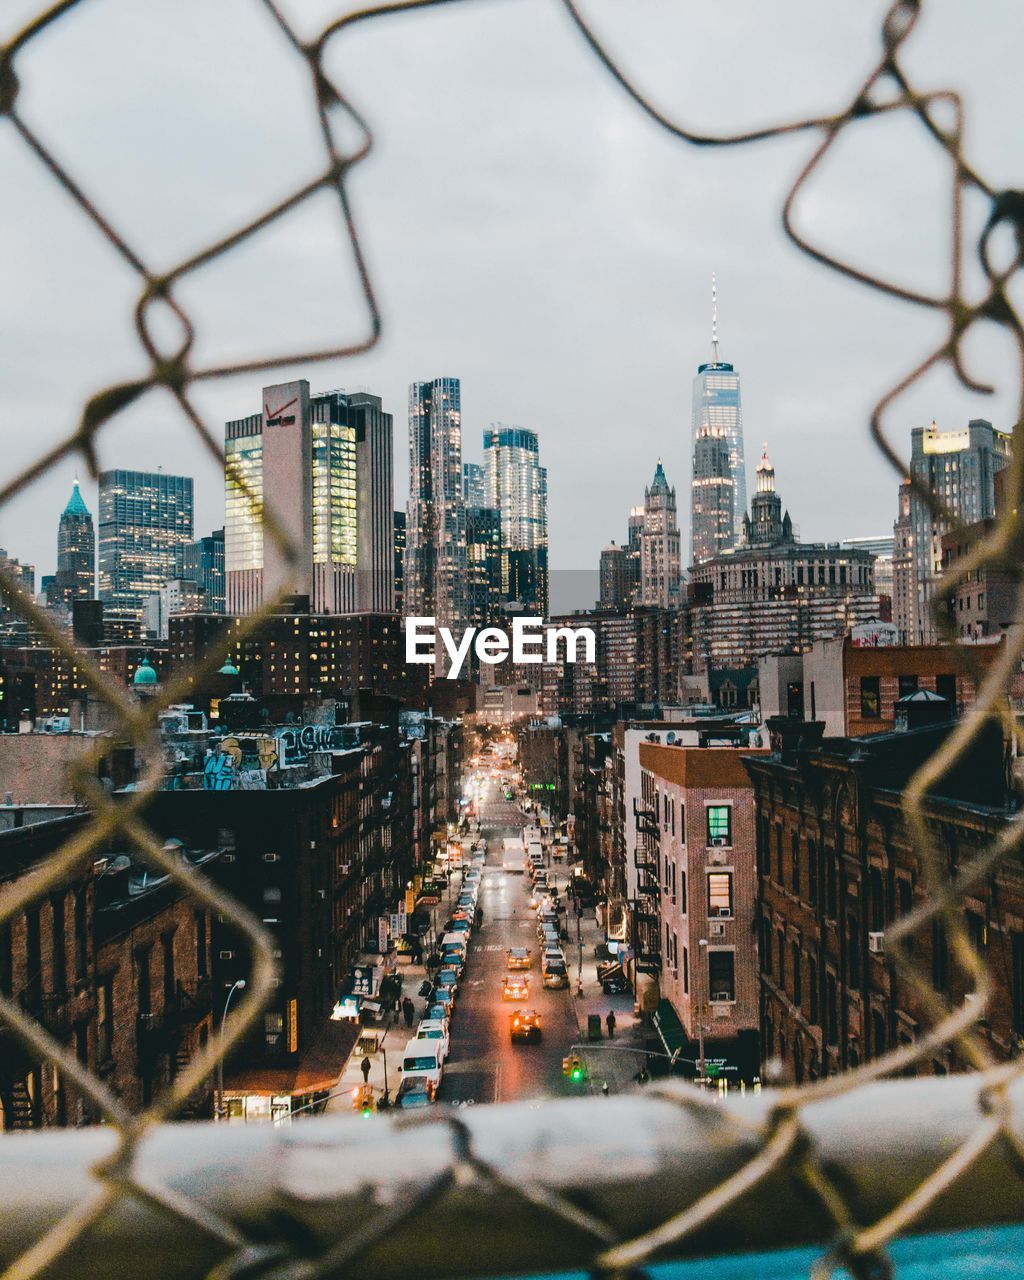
{"left": 98, "top": 470, "right": 194, "bottom": 633}
{"left": 690, "top": 282, "right": 746, "bottom": 566}
{"left": 483, "top": 424, "right": 549, "bottom": 616}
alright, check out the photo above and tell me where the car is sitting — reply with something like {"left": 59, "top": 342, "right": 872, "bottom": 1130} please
{"left": 502, "top": 975, "right": 530, "bottom": 1001}
{"left": 507, "top": 947, "right": 532, "bottom": 971}
{"left": 395, "top": 1076, "right": 437, "bottom": 1108}
{"left": 415, "top": 1019, "right": 450, "bottom": 1061}
{"left": 450, "top": 918, "right": 472, "bottom": 934}
{"left": 426, "top": 1002, "right": 451, "bottom": 1025}
{"left": 543, "top": 962, "right": 569, "bottom": 989}
{"left": 431, "top": 986, "right": 455, "bottom": 1013}
{"left": 399, "top": 1042, "right": 444, "bottom": 1091}
{"left": 543, "top": 946, "right": 564, "bottom": 966}
{"left": 440, "top": 948, "right": 465, "bottom": 973}
{"left": 539, "top": 925, "right": 560, "bottom": 945}
{"left": 509, "top": 1009, "right": 542, "bottom": 1044}
{"left": 436, "top": 969, "right": 459, "bottom": 995}
{"left": 451, "top": 909, "right": 472, "bottom": 924}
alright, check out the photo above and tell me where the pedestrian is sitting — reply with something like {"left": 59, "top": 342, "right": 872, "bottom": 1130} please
{"left": 475, "top": 906, "right": 483, "bottom": 927}
{"left": 402, "top": 997, "right": 415, "bottom": 1028}
{"left": 606, "top": 1010, "right": 616, "bottom": 1039}
{"left": 360, "top": 1055, "right": 371, "bottom": 1084}
{"left": 601, "top": 1081, "right": 610, "bottom": 1096}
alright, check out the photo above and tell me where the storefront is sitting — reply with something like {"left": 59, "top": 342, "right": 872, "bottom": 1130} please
{"left": 223, "top": 1018, "right": 358, "bottom": 1123}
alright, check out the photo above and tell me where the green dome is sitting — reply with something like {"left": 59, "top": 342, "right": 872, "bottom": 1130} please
{"left": 133, "top": 657, "right": 158, "bottom": 686}
{"left": 218, "top": 660, "right": 240, "bottom": 677}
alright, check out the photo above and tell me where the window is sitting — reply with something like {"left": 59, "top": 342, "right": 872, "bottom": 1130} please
{"left": 826, "top": 850, "right": 838, "bottom": 920}
{"left": 897, "top": 674, "right": 919, "bottom": 699}
{"left": 136, "top": 947, "right": 152, "bottom": 1016}
{"left": 706, "top": 805, "right": 731, "bottom": 845}
{"left": 50, "top": 894, "right": 66, "bottom": 997}
{"left": 775, "top": 824, "right": 783, "bottom": 881}
{"left": 707, "top": 873, "right": 733, "bottom": 917}
{"left": 74, "top": 890, "right": 88, "bottom": 982}
{"left": 761, "top": 919, "right": 773, "bottom": 975}
{"left": 792, "top": 942, "right": 802, "bottom": 1007}
{"left": 263, "top": 887, "right": 282, "bottom": 904}
{"left": 860, "top": 676, "right": 881, "bottom": 719}
{"left": 807, "top": 839, "right": 818, "bottom": 906}
{"left": 708, "top": 950, "right": 735, "bottom": 1002}
{"left": 791, "top": 834, "right": 800, "bottom": 895}
{"left": 776, "top": 933, "right": 786, "bottom": 989}
{"left": 936, "top": 673, "right": 956, "bottom": 705}
{"left": 195, "top": 910, "right": 208, "bottom": 979}
{"left": 826, "top": 971, "right": 838, "bottom": 1043}
{"left": 932, "top": 920, "right": 950, "bottom": 993}
{"left": 680, "top": 869, "right": 687, "bottom": 914}
{"left": 808, "top": 955, "right": 819, "bottom": 1023}
{"left": 869, "top": 867, "right": 885, "bottom": 932}
{"left": 847, "top": 915, "right": 860, "bottom": 987}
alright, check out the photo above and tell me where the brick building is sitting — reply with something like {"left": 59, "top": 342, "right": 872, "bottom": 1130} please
{"left": 745, "top": 712, "right": 1022, "bottom": 1084}
{"left": 0, "top": 811, "right": 218, "bottom": 1130}
{"left": 637, "top": 743, "right": 767, "bottom": 1080}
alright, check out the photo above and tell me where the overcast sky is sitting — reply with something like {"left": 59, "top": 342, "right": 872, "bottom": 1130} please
{"left": 2, "top": 0, "right": 1022, "bottom": 600}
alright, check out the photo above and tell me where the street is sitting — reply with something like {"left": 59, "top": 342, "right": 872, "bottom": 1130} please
{"left": 441, "top": 776, "right": 582, "bottom": 1104}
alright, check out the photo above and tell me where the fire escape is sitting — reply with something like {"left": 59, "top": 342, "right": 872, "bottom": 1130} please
{"left": 631, "top": 798, "right": 662, "bottom": 975}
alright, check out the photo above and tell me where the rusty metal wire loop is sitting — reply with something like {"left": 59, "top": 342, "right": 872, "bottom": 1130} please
{"left": 2, "top": 0, "right": 1023, "bottom": 1277}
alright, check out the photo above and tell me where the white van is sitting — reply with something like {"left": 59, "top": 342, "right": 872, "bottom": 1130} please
{"left": 400, "top": 1040, "right": 444, "bottom": 1091}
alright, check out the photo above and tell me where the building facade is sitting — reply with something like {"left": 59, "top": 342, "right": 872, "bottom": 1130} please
{"left": 98, "top": 470, "right": 194, "bottom": 636}
{"left": 902, "top": 419, "right": 1010, "bottom": 644}
{"left": 484, "top": 424, "right": 549, "bottom": 616}
{"left": 48, "top": 480, "right": 95, "bottom": 609}
{"left": 405, "top": 377, "right": 467, "bottom": 646}
{"left": 176, "top": 528, "right": 225, "bottom": 614}
{"left": 639, "top": 461, "right": 682, "bottom": 607}
{"left": 225, "top": 382, "right": 394, "bottom": 617}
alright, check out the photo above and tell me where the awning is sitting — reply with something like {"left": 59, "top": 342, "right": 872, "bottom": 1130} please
{"left": 653, "top": 998, "right": 687, "bottom": 1058}
{"left": 224, "top": 1017, "right": 358, "bottom": 1098}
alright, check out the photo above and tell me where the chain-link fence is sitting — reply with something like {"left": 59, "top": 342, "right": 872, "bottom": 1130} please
{"left": 2, "top": 1, "right": 1024, "bottom": 1277}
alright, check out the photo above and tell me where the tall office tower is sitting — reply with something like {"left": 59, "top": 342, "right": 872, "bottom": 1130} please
{"left": 892, "top": 482, "right": 914, "bottom": 644}
{"left": 98, "top": 470, "right": 193, "bottom": 632}
{"left": 406, "top": 377, "right": 467, "bottom": 639}
{"left": 393, "top": 510, "right": 406, "bottom": 615}
{"left": 225, "top": 381, "right": 394, "bottom": 616}
{"left": 599, "top": 542, "right": 631, "bottom": 609}
{"left": 639, "top": 460, "right": 682, "bottom": 607}
{"left": 48, "top": 479, "right": 95, "bottom": 608}
{"left": 690, "top": 276, "right": 746, "bottom": 565}
{"left": 483, "top": 424, "right": 549, "bottom": 616}
{"left": 625, "top": 506, "right": 644, "bottom": 602}
{"left": 176, "top": 528, "right": 225, "bottom": 613}
{"left": 465, "top": 505, "right": 502, "bottom": 629}
{"left": 904, "top": 419, "right": 1010, "bottom": 644}
{"left": 463, "top": 462, "right": 488, "bottom": 508}
{"left": 841, "top": 533, "right": 895, "bottom": 618}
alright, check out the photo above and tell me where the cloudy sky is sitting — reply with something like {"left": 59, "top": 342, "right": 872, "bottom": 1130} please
{"left": 2, "top": 0, "right": 1021, "bottom": 602}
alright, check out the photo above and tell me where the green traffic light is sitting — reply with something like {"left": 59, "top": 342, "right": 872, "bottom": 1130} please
{"left": 361, "top": 1108, "right": 372, "bottom": 1118}
{"left": 571, "top": 1068, "right": 582, "bottom": 1081}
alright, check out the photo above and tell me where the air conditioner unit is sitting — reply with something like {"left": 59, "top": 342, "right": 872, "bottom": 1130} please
{"left": 219, "top": 950, "right": 234, "bottom": 960}
{"left": 709, "top": 921, "right": 726, "bottom": 938}
{"left": 709, "top": 990, "right": 733, "bottom": 1003}
{"left": 715, "top": 906, "right": 732, "bottom": 918}
{"left": 868, "top": 931, "right": 885, "bottom": 954}
{"left": 339, "top": 864, "right": 351, "bottom": 875}
{"left": 262, "top": 852, "right": 280, "bottom": 863}
{"left": 316, "top": 889, "right": 326, "bottom": 899}
{"left": 710, "top": 837, "right": 729, "bottom": 848}
{"left": 222, "top": 853, "right": 235, "bottom": 864}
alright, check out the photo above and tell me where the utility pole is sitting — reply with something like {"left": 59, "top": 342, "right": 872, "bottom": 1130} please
{"left": 216, "top": 978, "right": 246, "bottom": 1121}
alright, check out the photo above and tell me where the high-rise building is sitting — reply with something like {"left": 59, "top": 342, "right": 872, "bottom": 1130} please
{"left": 639, "top": 460, "right": 682, "bottom": 607}
{"left": 900, "top": 419, "right": 1010, "bottom": 644}
{"left": 98, "top": 470, "right": 194, "bottom": 633}
{"left": 462, "top": 462, "right": 488, "bottom": 508}
{"left": 176, "top": 528, "right": 225, "bottom": 613}
{"left": 465, "top": 505, "right": 502, "bottom": 629}
{"left": 483, "top": 424, "right": 549, "bottom": 616}
{"left": 393, "top": 510, "right": 406, "bottom": 615}
{"left": 225, "top": 381, "right": 394, "bottom": 616}
{"left": 599, "top": 542, "right": 631, "bottom": 610}
{"left": 841, "top": 534, "right": 894, "bottom": 619}
{"left": 405, "top": 378, "right": 467, "bottom": 641}
{"left": 690, "top": 277, "right": 746, "bottom": 566}
{"left": 48, "top": 479, "right": 95, "bottom": 609}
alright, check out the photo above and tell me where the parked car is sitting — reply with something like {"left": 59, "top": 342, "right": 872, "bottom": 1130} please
{"left": 509, "top": 1009, "right": 542, "bottom": 1044}
{"left": 395, "top": 1076, "right": 436, "bottom": 1108}
{"left": 507, "top": 947, "right": 532, "bottom": 971}
{"left": 431, "top": 987, "right": 455, "bottom": 1015}
{"left": 436, "top": 968, "right": 459, "bottom": 995}
{"left": 399, "top": 1041, "right": 444, "bottom": 1091}
{"left": 415, "top": 1019, "right": 450, "bottom": 1061}
{"left": 543, "top": 961, "right": 569, "bottom": 990}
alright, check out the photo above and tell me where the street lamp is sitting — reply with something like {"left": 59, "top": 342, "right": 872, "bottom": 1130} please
{"left": 216, "top": 978, "right": 246, "bottom": 1121}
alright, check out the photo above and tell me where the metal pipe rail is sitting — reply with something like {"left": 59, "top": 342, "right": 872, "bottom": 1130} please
{"left": 1, "top": 1076, "right": 1023, "bottom": 1280}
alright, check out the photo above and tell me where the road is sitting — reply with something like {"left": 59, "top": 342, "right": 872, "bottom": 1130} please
{"left": 442, "top": 777, "right": 582, "bottom": 1105}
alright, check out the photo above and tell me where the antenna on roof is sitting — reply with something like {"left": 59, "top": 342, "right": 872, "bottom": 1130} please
{"left": 711, "top": 273, "right": 719, "bottom": 364}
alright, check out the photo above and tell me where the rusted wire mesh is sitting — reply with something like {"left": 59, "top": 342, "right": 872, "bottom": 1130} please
{"left": 1, "top": 1, "right": 1023, "bottom": 1277}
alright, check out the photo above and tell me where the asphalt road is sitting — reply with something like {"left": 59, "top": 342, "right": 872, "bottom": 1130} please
{"left": 442, "top": 778, "right": 582, "bottom": 1105}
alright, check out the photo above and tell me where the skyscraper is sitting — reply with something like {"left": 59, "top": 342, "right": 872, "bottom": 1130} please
{"left": 639, "top": 460, "right": 682, "bottom": 607}
{"left": 462, "top": 462, "right": 488, "bottom": 508}
{"left": 483, "top": 424, "right": 549, "bottom": 616}
{"left": 48, "top": 479, "right": 95, "bottom": 608}
{"left": 176, "top": 528, "right": 225, "bottom": 613}
{"left": 899, "top": 418, "right": 1010, "bottom": 644}
{"left": 225, "top": 381, "right": 394, "bottom": 616}
{"left": 393, "top": 509, "right": 406, "bottom": 615}
{"left": 465, "top": 504, "right": 502, "bottom": 629}
{"left": 406, "top": 378, "right": 467, "bottom": 637}
{"left": 690, "top": 276, "right": 746, "bottom": 566}
{"left": 98, "top": 470, "right": 193, "bottom": 633}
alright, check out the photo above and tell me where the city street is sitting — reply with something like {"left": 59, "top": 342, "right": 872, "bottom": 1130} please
{"left": 441, "top": 777, "right": 583, "bottom": 1104}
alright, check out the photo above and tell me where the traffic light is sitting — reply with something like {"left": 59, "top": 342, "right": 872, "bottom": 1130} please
{"left": 562, "top": 1053, "right": 586, "bottom": 1082}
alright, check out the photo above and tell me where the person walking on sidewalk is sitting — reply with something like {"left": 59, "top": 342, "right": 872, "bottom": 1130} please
{"left": 605, "top": 1010, "right": 616, "bottom": 1039}
{"left": 360, "top": 1056, "right": 371, "bottom": 1084}
{"left": 402, "top": 996, "right": 415, "bottom": 1028}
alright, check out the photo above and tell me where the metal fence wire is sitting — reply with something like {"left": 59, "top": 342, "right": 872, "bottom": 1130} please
{"left": 1, "top": 1, "right": 1024, "bottom": 1277}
